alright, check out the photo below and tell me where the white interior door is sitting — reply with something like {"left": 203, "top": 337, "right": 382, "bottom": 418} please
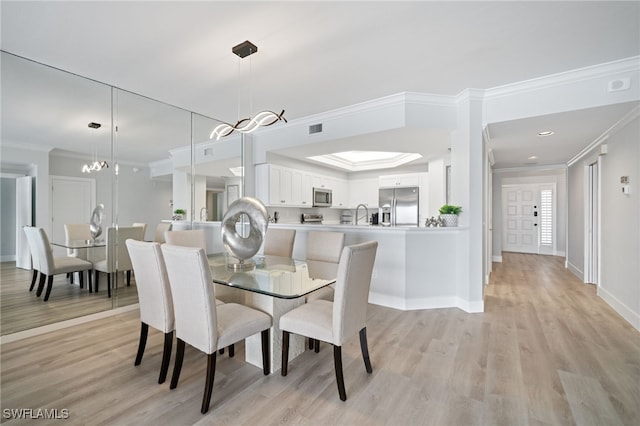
{"left": 502, "top": 185, "right": 539, "bottom": 254}
{"left": 585, "top": 161, "right": 599, "bottom": 284}
{"left": 50, "top": 176, "right": 96, "bottom": 256}
{"left": 15, "top": 176, "right": 33, "bottom": 269}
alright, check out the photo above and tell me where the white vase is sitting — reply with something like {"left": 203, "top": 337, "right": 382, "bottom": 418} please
{"left": 440, "top": 214, "right": 458, "bottom": 227}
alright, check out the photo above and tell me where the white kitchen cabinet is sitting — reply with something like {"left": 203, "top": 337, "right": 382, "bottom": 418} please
{"left": 348, "top": 177, "right": 379, "bottom": 209}
{"left": 256, "top": 164, "right": 312, "bottom": 207}
{"left": 379, "top": 173, "right": 421, "bottom": 188}
{"left": 291, "top": 170, "right": 312, "bottom": 207}
{"left": 329, "top": 177, "right": 348, "bottom": 208}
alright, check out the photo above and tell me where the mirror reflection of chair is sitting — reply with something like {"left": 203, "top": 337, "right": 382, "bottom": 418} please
{"left": 132, "top": 223, "right": 147, "bottom": 240}
{"left": 154, "top": 222, "right": 172, "bottom": 243}
{"left": 161, "top": 244, "right": 273, "bottom": 414}
{"left": 23, "top": 227, "right": 93, "bottom": 302}
{"left": 64, "top": 223, "right": 92, "bottom": 286}
{"left": 263, "top": 228, "right": 296, "bottom": 258}
{"left": 23, "top": 226, "right": 43, "bottom": 292}
{"left": 93, "top": 226, "right": 144, "bottom": 297}
{"left": 126, "top": 239, "right": 174, "bottom": 384}
{"left": 280, "top": 241, "right": 378, "bottom": 401}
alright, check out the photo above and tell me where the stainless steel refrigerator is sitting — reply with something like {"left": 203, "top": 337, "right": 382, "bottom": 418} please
{"left": 378, "top": 186, "right": 419, "bottom": 227}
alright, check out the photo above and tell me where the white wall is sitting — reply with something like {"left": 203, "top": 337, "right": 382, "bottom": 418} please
{"left": 0, "top": 178, "right": 17, "bottom": 260}
{"left": 598, "top": 115, "right": 639, "bottom": 329}
{"left": 566, "top": 113, "right": 639, "bottom": 329}
{"left": 567, "top": 162, "right": 585, "bottom": 277}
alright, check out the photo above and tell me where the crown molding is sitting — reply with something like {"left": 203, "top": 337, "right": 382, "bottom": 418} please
{"left": 1, "top": 141, "right": 54, "bottom": 153}
{"left": 493, "top": 163, "right": 567, "bottom": 173}
{"left": 485, "top": 56, "right": 640, "bottom": 100}
{"left": 567, "top": 104, "right": 640, "bottom": 166}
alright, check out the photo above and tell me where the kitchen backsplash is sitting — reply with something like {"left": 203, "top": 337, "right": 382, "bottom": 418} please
{"left": 266, "top": 207, "right": 344, "bottom": 225}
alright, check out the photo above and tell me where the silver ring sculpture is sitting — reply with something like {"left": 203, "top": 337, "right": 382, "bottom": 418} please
{"left": 221, "top": 197, "right": 268, "bottom": 270}
{"left": 89, "top": 204, "right": 104, "bottom": 241}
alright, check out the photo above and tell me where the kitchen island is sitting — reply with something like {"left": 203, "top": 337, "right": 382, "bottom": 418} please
{"left": 168, "top": 221, "right": 482, "bottom": 313}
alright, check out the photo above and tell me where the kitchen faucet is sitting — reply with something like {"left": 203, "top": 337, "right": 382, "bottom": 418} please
{"left": 355, "top": 204, "right": 369, "bottom": 225}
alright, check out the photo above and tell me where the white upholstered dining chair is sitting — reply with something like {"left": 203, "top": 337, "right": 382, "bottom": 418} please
{"left": 126, "top": 239, "right": 174, "bottom": 384}
{"left": 132, "top": 222, "right": 147, "bottom": 240}
{"left": 160, "top": 244, "right": 273, "bottom": 414}
{"left": 64, "top": 223, "right": 92, "bottom": 286}
{"left": 23, "top": 227, "right": 93, "bottom": 302}
{"left": 263, "top": 228, "right": 296, "bottom": 258}
{"left": 93, "top": 226, "right": 144, "bottom": 297}
{"left": 164, "top": 229, "right": 207, "bottom": 251}
{"left": 154, "top": 222, "right": 172, "bottom": 243}
{"left": 304, "top": 230, "right": 345, "bottom": 350}
{"left": 279, "top": 240, "right": 378, "bottom": 401}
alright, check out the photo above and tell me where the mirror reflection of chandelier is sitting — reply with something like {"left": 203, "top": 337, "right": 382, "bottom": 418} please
{"left": 82, "top": 122, "right": 109, "bottom": 173}
{"left": 209, "top": 40, "right": 287, "bottom": 140}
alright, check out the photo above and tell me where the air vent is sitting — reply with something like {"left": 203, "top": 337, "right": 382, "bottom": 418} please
{"left": 309, "top": 123, "right": 323, "bottom": 134}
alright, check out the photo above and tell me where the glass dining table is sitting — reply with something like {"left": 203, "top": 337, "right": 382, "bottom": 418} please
{"left": 207, "top": 252, "right": 336, "bottom": 372}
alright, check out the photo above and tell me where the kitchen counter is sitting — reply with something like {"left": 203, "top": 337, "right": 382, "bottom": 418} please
{"left": 168, "top": 220, "right": 481, "bottom": 313}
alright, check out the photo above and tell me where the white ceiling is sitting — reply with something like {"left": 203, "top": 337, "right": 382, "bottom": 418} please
{"left": 1, "top": 1, "right": 639, "bottom": 172}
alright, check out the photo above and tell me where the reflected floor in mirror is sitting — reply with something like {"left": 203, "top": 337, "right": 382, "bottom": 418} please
{"left": 0, "top": 262, "right": 138, "bottom": 335}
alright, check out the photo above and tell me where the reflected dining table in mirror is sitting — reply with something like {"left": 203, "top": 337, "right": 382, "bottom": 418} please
{"left": 207, "top": 253, "right": 336, "bottom": 372}
{"left": 51, "top": 239, "right": 106, "bottom": 292}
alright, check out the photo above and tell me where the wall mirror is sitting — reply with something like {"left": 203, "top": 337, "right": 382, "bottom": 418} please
{"left": 0, "top": 51, "right": 205, "bottom": 335}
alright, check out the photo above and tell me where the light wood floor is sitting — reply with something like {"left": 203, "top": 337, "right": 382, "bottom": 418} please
{"left": 1, "top": 253, "right": 638, "bottom": 425}
{"left": 0, "top": 262, "right": 139, "bottom": 335}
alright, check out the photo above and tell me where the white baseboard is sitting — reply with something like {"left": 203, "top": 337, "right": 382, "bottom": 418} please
{"left": 0, "top": 304, "right": 139, "bottom": 345}
{"left": 566, "top": 261, "right": 583, "bottom": 280}
{"left": 554, "top": 250, "right": 566, "bottom": 257}
{"left": 598, "top": 286, "right": 640, "bottom": 331}
{"left": 0, "top": 255, "right": 16, "bottom": 262}
{"left": 492, "top": 255, "right": 503, "bottom": 262}
{"left": 368, "top": 292, "right": 485, "bottom": 313}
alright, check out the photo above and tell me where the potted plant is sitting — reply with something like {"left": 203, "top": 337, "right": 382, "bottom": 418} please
{"left": 173, "top": 209, "right": 186, "bottom": 220}
{"left": 439, "top": 204, "right": 462, "bottom": 227}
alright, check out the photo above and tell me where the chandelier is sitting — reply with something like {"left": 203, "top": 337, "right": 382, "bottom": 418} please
{"left": 209, "top": 41, "right": 287, "bottom": 140}
{"left": 82, "top": 122, "right": 109, "bottom": 173}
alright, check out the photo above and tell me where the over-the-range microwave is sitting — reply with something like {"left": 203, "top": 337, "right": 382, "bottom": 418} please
{"left": 312, "top": 187, "right": 332, "bottom": 207}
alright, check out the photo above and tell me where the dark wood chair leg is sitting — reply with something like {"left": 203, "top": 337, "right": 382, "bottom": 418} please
{"left": 218, "top": 348, "right": 225, "bottom": 355}
{"left": 201, "top": 352, "right": 217, "bottom": 414}
{"left": 78, "top": 270, "right": 84, "bottom": 290}
{"left": 29, "top": 270, "right": 38, "bottom": 291}
{"left": 159, "top": 331, "right": 173, "bottom": 384}
{"left": 359, "top": 327, "right": 373, "bottom": 373}
{"left": 228, "top": 344, "right": 235, "bottom": 358}
{"left": 309, "top": 338, "right": 314, "bottom": 350}
{"left": 107, "top": 273, "right": 111, "bottom": 298}
{"left": 281, "top": 331, "right": 290, "bottom": 376}
{"left": 88, "top": 270, "right": 93, "bottom": 293}
{"left": 333, "top": 345, "right": 347, "bottom": 401}
{"left": 261, "top": 329, "right": 270, "bottom": 375}
{"left": 170, "top": 338, "right": 185, "bottom": 390}
{"left": 126, "top": 270, "right": 131, "bottom": 286}
{"left": 43, "top": 275, "right": 54, "bottom": 301}
{"left": 134, "top": 322, "right": 149, "bottom": 366}
{"left": 36, "top": 273, "right": 46, "bottom": 297}
{"left": 314, "top": 339, "right": 320, "bottom": 353}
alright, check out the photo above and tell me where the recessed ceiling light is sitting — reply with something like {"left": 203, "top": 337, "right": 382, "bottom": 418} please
{"left": 537, "top": 131, "right": 555, "bottom": 136}
{"left": 528, "top": 155, "right": 538, "bottom": 160}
